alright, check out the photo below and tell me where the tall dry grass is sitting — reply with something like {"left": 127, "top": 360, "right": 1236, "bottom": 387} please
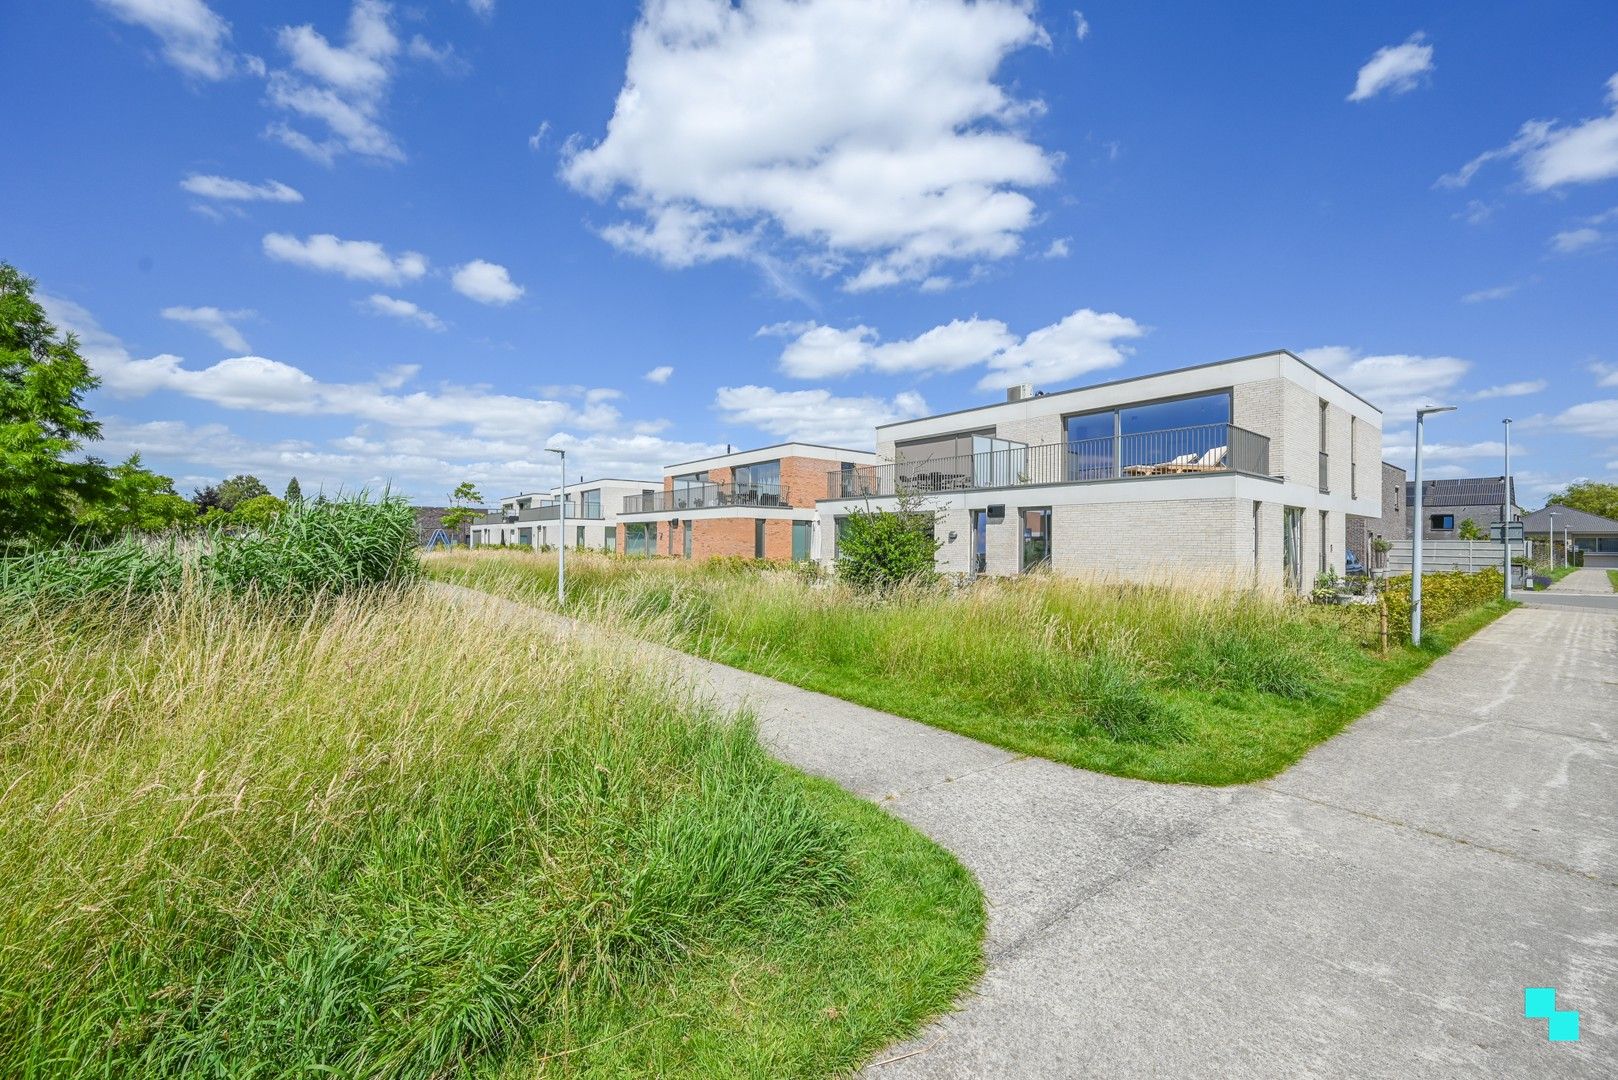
{"left": 0, "top": 584, "right": 857, "bottom": 1076}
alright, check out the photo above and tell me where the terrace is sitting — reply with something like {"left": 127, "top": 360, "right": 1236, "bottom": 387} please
{"left": 827, "top": 423, "right": 1271, "bottom": 499}
{"left": 622, "top": 479, "right": 786, "bottom": 515}
{"left": 475, "top": 502, "right": 604, "bottom": 526}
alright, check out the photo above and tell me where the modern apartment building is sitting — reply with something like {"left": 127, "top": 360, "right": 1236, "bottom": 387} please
{"left": 468, "top": 478, "right": 653, "bottom": 551}
{"left": 1346, "top": 461, "right": 1406, "bottom": 570}
{"left": 614, "top": 443, "right": 880, "bottom": 562}
{"left": 816, "top": 350, "right": 1382, "bottom": 590}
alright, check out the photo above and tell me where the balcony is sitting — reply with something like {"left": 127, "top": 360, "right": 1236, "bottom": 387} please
{"left": 827, "top": 423, "right": 1271, "bottom": 499}
{"left": 474, "top": 512, "right": 505, "bottom": 526}
{"left": 622, "top": 480, "right": 785, "bottom": 515}
{"left": 516, "top": 503, "right": 603, "bottom": 522}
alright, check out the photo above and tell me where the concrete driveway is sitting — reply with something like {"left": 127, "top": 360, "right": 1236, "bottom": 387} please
{"left": 439, "top": 585, "right": 1617, "bottom": 1076}
{"left": 1546, "top": 567, "right": 1616, "bottom": 595}
{"left": 730, "top": 605, "right": 1618, "bottom": 1078}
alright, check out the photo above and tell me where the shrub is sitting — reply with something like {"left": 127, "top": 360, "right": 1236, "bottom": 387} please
{"left": 835, "top": 498, "right": 941, "bottom": 592}
{"left": 1349, "top": 569, "right": 1503, "bottom": 645}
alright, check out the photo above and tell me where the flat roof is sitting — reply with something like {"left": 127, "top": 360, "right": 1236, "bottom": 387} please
{"left": 662, "top": 441, "right": 880, "bottom": 470}
{"left": 874, "top": 349, "right": 1382, "bottom": 431}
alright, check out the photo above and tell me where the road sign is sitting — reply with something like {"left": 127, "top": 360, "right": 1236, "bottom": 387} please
{"left": 1490, "top": 521, "right": 1525, "bottom": 541}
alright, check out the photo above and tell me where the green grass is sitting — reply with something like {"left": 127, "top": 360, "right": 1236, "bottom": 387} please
{"left": 429, "top": 552, "right": 1513, "bottom": 787}
{"left": 0, "top": 584, "right": 981, "bottom": 1078}
{"left": 1547, "top": 564, "right": 1578, "bottom": 583}
{"left": 1609, "top": 569, "right": 1618, "bottom": 592}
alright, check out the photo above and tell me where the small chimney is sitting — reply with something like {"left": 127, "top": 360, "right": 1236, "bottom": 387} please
{"left": 1006, "top": 383, "right": 1033, "bottom": 402}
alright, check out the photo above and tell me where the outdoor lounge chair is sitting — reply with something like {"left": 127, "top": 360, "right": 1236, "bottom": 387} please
{"left": 1158, "top": 445, "right": 1228, "bottom": 473}
{"left": 1124, "top": 452, "right": 1198, "bottom": 476}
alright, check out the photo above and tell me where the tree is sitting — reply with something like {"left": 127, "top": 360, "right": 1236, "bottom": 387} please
{"left": 74, "top": 454, "right": 195, "bottom": 539}
{"left": 229, "top": 494, "right": 286, "bottom": 530}
{"left": 0, "top": 262, "right": 108, "bottom": 544}
{"left": 440, "top": 481, "right": 484, "bottom": 538}
{"left": 192, "top": 484, "right": 224, "bottom": 514}
{"left": 1548, "top": 481, "right": 1618, "bottom": 523}
{"left": 835, "top": 493, "right": 941, "bottom": 592}
{"left": 1457, "top": 518, "right": 1485, "bottom": 540}
{"left": 284, "top": 476, "right": 303, "bottom": 504}
{"left": 215, "top": 474, "right": 271, "bottom": 512}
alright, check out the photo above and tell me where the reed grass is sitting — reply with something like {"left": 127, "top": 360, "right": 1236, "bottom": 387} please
{"left": 429, "top": 551, "right": 1511, "bottom": 785}
{"left": 0, "top": 583, "right": 981, "bottom": 1077}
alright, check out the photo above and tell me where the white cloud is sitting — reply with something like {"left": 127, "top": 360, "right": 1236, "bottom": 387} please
{"left": 643, "top": 365, "right": 674, "bottom": 384}
{"left": 1041, "top": 237, "right": 1071, "bottom": 259}
{"left": 1298, "top": 346, "right": 1469, "bottom": 415}
{"left": 1469, "top": 380, "right": 1546, "bottom": 400}
{"left": 405, "top": 35, "right": 465, "bottom": 72}
{"left": 180, "top": 174, "right": 303, "bottom": 203}
{"left": 1455, "top": 199, "right": 1496, "bottom": 225}
{"left": 1347, "top": 33, "right": 1433, "bottom": 103}
{"left": 527, "top": 120, "right": 551, "bottom": 150}
{"left": 467, "top": 0, "right": 495, "bottom": 17}
{"left": 1461, "top": 283, "right": 1517, "bottom": 303}
{"left": 1551, "top": 226, "right": 1603, "bottom": 253}
{"left": 772, "top": 307, "right": 1144, "bottom": 390}
{"left": 263, "top": 232, "right": 428, "bottom": 284}
{"left": 779, "top": 318, "right": 1016, "bottom": 379}
{"left": 363, "top": 293, "right": 445, "bottom": 331}
{"left": 714, "top": 385, "right": 928, "bottom": 445}
{"left": 562, "top": 0, "right": 1058, "bottom": 290}
{"left": 977, "top": 309, "right": 1146, "bottom": 390}
{"left": 1548, "top": 399, "right": 1618, "bottom": 439}
{"left": 1073, "top": 11, "right": 1089, "bottom": 41}
{"left": 451, "top": 260, "right": 525, "bottom": 305}
{"left": 1589, "top": 361, "right": 1618, "bottom": 388}
{"left": 94, "top": 0, "right": 238, "bottom": 80}
{"left": 1439, "top": 72, "right": 1618, "bottom": 191}
{"left": 161, "top": 305, "right": 253, "bottom": 352}
{"left": 40, "top": 293, "right": 652, "bottom": 454}
{"left": 1381, "top": 438, "right": 1511, "bottom": 464}
{"left": 265, "top": 1, "right": 406, "bottom": 163}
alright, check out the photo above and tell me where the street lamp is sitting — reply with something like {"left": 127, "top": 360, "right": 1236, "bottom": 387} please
{"left": 1502, "top": 419, "right": 1513, "bottom": 601}
{"left": 546, "top": 447, "right": 566, "bottom": 606}
{"left": 1411, "top": 404, "right": 1457, "bottom": 646}
{"left": 1547, "top": 511, "right": 1558, "bottom": 573}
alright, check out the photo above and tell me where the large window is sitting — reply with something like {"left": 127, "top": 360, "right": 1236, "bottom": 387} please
{"left": 605, "top": 526, "right": 617, "bottom": 553}
{"left": 1020, "top": 507, "right": 1051, "bottom": 572}
{"left": 1430, "top": 514, "right": 1454, "bottom": 531}
{"left": 735, "top": 460, "right": 782, "bottom": 504}
{"left": 581, "top": 489, "right": 601, "bottom": 517}
{"left": 624, "top": 521, "right": 657, "bottom": 556}
{"left": 1066, "top": 391, "right": 1232, "bottom": 479}
{"left": 791, "top": 520, "right": 812, "bottom": 562}
{"left": 682, "top": 519, "right": 692, "bottom": 559}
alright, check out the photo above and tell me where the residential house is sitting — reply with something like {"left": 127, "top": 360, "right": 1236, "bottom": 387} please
{"left": 1346, "top": 461, "right": 1406, "bottom": 570}
{"left": 1520, "top": 505, "right": 1618, "bottom": 568}
{"left": 816, "top": 350, "right": 1382, "bottom": 590}
{"left": 468, "top": 478, "right": 653, "bottom": 552}
{"left": 615, "top": 443, "right": 880, "bottom": 562}
{"left": 1403, "top": 476, "right": 1520, "bottom": 540}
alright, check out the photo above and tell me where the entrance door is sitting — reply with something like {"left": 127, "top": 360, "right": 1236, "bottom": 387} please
{"left": 682, "top": 519, "right": 692, "bottom": 559}
{"left": 970, "top": 509, "right": 988, "bottom": 575}
{"left": 1283, "top": 507, "right": 1303, "bottom": 591}
{"left": 791, "top": 520, "right": 812, "bottom": 562}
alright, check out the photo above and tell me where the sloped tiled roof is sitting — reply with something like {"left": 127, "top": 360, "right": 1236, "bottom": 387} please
{"left": 1521, "top": 504, "right": 1618, "bottom": 535}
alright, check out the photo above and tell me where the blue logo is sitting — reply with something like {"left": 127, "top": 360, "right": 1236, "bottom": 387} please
{"left": 1524, "top": 988, "right": 1580, "bottom": 1042}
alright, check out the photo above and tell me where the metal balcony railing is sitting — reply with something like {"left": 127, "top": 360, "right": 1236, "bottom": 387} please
{"left": 516, "top": 504, "right": 603, "bottom": 522}
{"left": 622, "top": 480, "right": 785, "bottom": 515}
{"left": 473, "top": 512, "right": 505, "bottom": 525}
{"left": 827, "top": 423, "right": 1271, "bottom": 499}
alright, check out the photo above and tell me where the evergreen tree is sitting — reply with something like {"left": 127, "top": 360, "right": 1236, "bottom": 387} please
{"left": 284, "top": 476, "right": 303, "bottom": 504}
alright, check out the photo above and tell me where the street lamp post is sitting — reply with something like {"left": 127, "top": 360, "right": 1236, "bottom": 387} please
{"left": 1411, "top": 404, "right": 1457, "bottom": 646}
{"left": 1547, "top": 511, "right": 1558, "bottom": 573}
{"left": 1502, "top": 419, "right": 1512, "bottom": 601}
{"left": 546, "top": 448, "right": 566, "bottom": 606}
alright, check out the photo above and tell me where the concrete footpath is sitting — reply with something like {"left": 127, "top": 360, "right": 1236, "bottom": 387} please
{"left": 1546, "top": 567, "right": 1616, "bottom": 595}
{"left": 440, "top": 585, "right": 1617, "bottom": 1077}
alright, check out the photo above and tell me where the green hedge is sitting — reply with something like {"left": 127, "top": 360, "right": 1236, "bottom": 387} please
{"left": 1346, "top": 570, "right": 1504, "bottom": 646}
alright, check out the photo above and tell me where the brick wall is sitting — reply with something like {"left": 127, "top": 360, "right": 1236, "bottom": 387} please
{"left": 1038, "top": 497, "right": 1260, "bottom": 581}
{"left": 780, "top": 456, "right": 839, "bottom": 507}
{"left": 689, "top": 517, "right": 797, "bottom": 561}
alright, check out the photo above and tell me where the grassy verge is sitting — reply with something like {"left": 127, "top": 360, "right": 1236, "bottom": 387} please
{"left": 1609, "top": 569, "right": 1618, "bottom": 592}
{"left": 0, "top": 585, "right": 981, "bottom": 1078}
{"left": 1547, "top": 564, "right": 1578, "bottom": 583}
{"left": 428, "top": 552, "right": 1513, "bottom": 786}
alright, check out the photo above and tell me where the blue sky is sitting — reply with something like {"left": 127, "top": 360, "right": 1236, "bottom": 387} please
{"left": 5, "top": 1, "right": 1616, "bottom": 505}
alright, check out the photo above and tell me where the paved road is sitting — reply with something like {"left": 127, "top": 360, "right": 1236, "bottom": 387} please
{"left": 439, "top": 585, "right": 1617, "bottom": 1077}
{"left": 1546, "top": 567, "right": 1616, "bottom": 595}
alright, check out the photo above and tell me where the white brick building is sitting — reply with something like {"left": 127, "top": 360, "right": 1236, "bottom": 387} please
{"left": 816, "top": 350, "right": 1382, "bottom": 590}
